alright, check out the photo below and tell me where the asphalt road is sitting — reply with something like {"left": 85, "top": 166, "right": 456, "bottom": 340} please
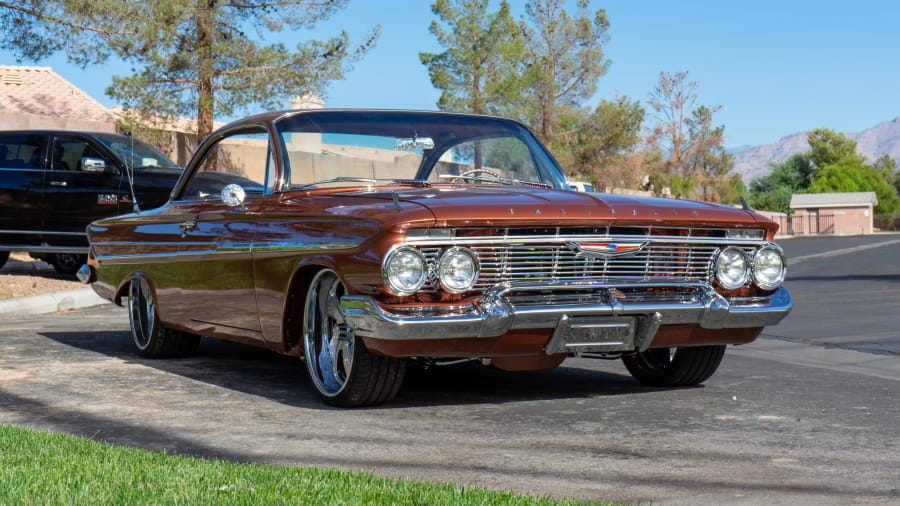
{"left": 1, "top": 234, "right": 898, "bottom": 505}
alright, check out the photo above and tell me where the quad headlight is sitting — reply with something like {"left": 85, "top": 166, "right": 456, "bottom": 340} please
{"left": 752, "top": 245, "right": 786, "bottom": 290}
{"left": 715, "top": 247, "right": 751, "bottom": 290}
{"left": 382, "top": 247, "right": 428, "bottom": 295}
{"left": 437, "top": 247, "right": 479, "bottom": 293}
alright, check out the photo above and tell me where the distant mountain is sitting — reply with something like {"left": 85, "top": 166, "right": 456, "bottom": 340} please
{"left": 730, "top": 116, "right": 900, "bottom": 181}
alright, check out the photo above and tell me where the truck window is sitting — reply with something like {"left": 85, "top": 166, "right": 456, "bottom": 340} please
{"left": 50, "top": 137, "right": 110, "bottom": 172}
{"left": 0, "top": 134, "right": 47, "bottom": 170}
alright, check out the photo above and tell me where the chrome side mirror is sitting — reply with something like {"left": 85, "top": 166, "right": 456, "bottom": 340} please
{"left": 81, "top": 157, "right": 106, "bottom": 172}
{"left": 221, "top": 183, "right": 246, "bottom": 208}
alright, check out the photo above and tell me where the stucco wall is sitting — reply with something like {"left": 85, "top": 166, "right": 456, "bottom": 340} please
{"left": 0, "top": 108, "right": 116, "bottom": 133}
{"left": 793, "top": 205, "right": 874, "bottom": 235}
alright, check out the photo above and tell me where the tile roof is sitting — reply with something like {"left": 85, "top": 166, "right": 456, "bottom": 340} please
{"left": 110, "top": 106, "right": 225, "bottom": 135}
{"left": 0, "top": 65, "right": 116, "bottom": 124}
{"left": 790, "top": 191, "right": 878, "bottom": 208}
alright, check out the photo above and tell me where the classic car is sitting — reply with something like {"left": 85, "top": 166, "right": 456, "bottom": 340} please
{"left": 0, "top": 130, "right": 182, "bottom": 274}
{"left": 82, "top": 109, "right": 792, "bottom": 407}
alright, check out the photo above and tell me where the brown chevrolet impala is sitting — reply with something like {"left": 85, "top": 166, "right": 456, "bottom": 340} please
{"left": 81, "top": 110, "right": 792, "bottom": 407}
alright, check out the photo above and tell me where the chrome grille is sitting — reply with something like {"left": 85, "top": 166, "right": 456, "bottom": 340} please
{"left": 413, "top": 227, "right": 762, "bottom": 293}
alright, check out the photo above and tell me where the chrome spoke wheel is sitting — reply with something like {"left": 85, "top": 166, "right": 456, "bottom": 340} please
{"left": 304, "top": 270, "right": 354, "bottom": 397}
{"left": 128, "top": 278, "right": 155, "bottom": 350}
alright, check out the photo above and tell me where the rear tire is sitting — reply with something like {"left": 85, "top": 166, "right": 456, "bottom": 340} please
{"left": 128, "top": 278, "right": 200, "bottom": 358}
{"left": 303, "top": 269, "right": 406, "bottom": 407}
{"left": 49, "top": 253, "right": 87, "bottom": 275}
{"left": 0, "top": 251, "right": 8, "bottom": 270}
{"left": 622, "top": 345, "right": 726, "bottom": 387}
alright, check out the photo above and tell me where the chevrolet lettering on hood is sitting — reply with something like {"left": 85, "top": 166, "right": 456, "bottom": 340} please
{"left": 83, "top": 109, "right": 792, "bottom": 408}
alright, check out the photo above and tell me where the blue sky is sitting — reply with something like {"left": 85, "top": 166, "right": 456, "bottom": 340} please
{"left": 2, "top": 1, "right": 898, "bottom": 147}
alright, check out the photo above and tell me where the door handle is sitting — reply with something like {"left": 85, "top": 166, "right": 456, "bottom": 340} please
{"left": 178, "top": 218, "right": 198, "bottom": 232}
{"left": 49, "top": 181, "right": 68, "bottom": 187}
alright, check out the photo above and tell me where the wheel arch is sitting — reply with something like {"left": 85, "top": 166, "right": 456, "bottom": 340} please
{"left": 113, "top": 271, "right": 154, "bottom": 306}
{"left": 280, "top": 257, "right": 349, "bottom": 354}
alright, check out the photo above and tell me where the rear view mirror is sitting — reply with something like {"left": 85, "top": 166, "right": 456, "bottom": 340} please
{"left": 394, "top": 137, "right": 434, "bottom": 150}
{"left": 81, "top": 157, "right": 106, "bottom": 172}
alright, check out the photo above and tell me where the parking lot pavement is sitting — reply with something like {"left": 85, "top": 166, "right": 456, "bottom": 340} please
{"left": 778, "top": 233, "right": 900, "bottom": 259}
{"left": 0, "top": 235, "right": 897, "bottom": 504}
{"left": 773, "top": 234, "right": 900, "bottom": 355}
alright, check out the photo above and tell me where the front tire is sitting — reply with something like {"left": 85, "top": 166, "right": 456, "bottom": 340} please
{"left": 622, "top": 345, "right": 726, "bottom": 387}
{"left": 49, "top": 253, "right": 87, "bottom": 275}
{"left": 128, "top": 278, "right": 200, "bottom": 358}
{"left": 303, "top": 269, "right": 406, "bottom": 407}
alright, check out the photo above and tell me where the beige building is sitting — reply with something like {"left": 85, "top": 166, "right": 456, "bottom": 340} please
{"left": 0, "top": 65, "right": 118, "bottom": 133}
{"left": 788, "top": 192, "right": 879, "bottom": 235}
{"left": 0, "top": 65, "right": 210, "bottom": 166}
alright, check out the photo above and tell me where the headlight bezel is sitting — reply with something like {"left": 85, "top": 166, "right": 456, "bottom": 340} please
{"left": 751, "top": 244, "right": 787, "bottom": 290}
{"left": 382, "top": 246, "right": 428, "bottom": 296}
{"left": 714, "top": 246, "right": 751, "bottom": 290}
{"left": 436, "top": 246, "right": 480, "bottom": 293}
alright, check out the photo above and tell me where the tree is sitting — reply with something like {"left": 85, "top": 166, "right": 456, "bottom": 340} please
{"left": 748, "top": 154, "right": 813, "bottom": 212}
{"left": 807, "top": 159, "right": 900, "bottom": 214}
{"left": 686, "top": 105, "right": 735, "bottom": 202}
{"left": 647, "top": 70, "right": 699, "bottom": 178}
{"left": 872, "top": 154, "right": 899, "bottom": 192}
{"left": 519, "top": 0, "right": 610, "bottom": 143}
{"left": 552, "top": 95, "right": 646, "bottom": 190}
{"left": 807, "top": 128, "right": 864, "bottom": 168}
{"left": 646, "top": 70, "right": 737, "bottom": 200}
{"left": 419, "top": 0, "right": 523, "bottom": 116}
{"left": 1, "top": 0, "right": 379, "bottom": 139}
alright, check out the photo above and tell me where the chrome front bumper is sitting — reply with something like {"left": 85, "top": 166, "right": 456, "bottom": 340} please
{"left": 341, "top": 281, "right": 792, "bottom": 350}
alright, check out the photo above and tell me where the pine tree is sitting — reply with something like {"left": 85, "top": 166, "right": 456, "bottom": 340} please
{"left": 1, "top": 0, "right": 378, "bottom": 139}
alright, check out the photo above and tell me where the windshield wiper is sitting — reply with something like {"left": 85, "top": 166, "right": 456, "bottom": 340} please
{"left": 294, "top": 177, "right": 377, "bottom": 190}
{"left": 437, "top": 174, "right": 551, "bottom": 189}
{"left": 392, "top": 179, "right": 432, "bottom": 187}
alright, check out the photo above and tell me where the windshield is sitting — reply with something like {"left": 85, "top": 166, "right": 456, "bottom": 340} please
{"left": 276, "top": 111, "right": 567, "bottom": 190}
{"left": 95, "top": 135, "right": 180, "bottom": 170}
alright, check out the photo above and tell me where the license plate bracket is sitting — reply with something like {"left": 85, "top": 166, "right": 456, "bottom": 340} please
{"left": 544, "top": 315, "right": 637, "bottom": 354}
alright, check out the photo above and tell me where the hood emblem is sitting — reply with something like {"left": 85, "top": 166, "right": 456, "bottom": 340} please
{"left": 565, "top": 241, "right": 646, "bottom": 258}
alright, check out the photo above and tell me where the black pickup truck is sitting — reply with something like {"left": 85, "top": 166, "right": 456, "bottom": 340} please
{"left": 0, "top": 130, "right": 183, "bottom": 274}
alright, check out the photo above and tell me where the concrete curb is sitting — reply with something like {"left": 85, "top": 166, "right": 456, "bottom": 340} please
{"left": 0, "top": 288, "right": 110, "bottom": 319}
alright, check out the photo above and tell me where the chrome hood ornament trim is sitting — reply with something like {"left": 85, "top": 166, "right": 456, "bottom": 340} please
{"left": 565, "top": 241, "right": 647, "bottom": 259}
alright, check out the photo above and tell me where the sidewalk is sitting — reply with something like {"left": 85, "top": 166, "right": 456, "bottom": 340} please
{"left": 0, "top": 288, "right": 110, "bottom": 319}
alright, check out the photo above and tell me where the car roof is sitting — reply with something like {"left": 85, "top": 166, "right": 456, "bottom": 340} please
{"left": 222, "top": 108, "right": 533, "bottom": 132}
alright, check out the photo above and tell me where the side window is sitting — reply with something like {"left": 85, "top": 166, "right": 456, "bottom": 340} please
{"left": 0, "top": 134, "right": 46, "bottom": 170}
{"left": 182, "top": 129, "right": 272, "bottom": 200}
{"left": 50, "top": 137, "right": 110, "bottom": 172}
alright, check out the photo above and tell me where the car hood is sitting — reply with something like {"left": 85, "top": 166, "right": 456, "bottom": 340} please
{"left": 392, "top": 186, "right": 771, "bottom": 230}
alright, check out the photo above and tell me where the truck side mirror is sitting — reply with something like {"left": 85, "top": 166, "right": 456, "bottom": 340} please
{"left": 81, "top": 157, "right": 107, "bottom": 172}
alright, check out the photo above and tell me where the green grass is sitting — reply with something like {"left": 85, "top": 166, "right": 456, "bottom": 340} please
{"left": 0, "top": 424, "right": 606, "bottom": 505}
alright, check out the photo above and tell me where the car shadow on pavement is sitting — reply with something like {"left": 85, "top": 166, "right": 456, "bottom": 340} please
{"left": 37, "top": 330, "right": 666, "bottom": 409}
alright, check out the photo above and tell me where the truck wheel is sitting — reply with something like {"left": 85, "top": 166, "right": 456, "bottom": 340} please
{"left": 622, "top": 345, "right": 726, "bottom": 387}
{"left": 128, "top": 278, "right": 200, "bottom": 358}
{"left": 49, "top": 253, "right": 87, "bottom": 275}
{"left": 303, "top": 269, "right": 406, "bottom": 407}
{"left": 0, "top": 251, "right": 8, "bottom": 270}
